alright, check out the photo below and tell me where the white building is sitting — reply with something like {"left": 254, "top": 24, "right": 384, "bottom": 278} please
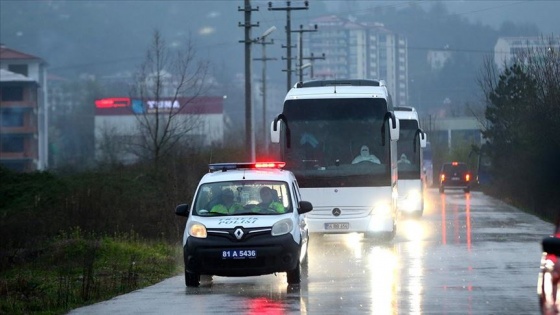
{"left": 494, "top": 36, "right": 560, "bottom": 70}
{"left": 94, "top": 96, "right": 226, "bottom": 164}
{"left": 0, "top": 44, "right": 48, "bottom": 171}
{"left": 427, "top": 50, "right": 452, "bottom": 71}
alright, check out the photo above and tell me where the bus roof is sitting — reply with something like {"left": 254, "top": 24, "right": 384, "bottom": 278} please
{"left": 394, "top": 106, "right": 419, "bottom": 121}
{"left": 285, "top": 79, "right": 390, "bottom": 100}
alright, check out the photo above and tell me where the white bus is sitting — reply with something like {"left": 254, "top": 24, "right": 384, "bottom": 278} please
{"left": 394, "top": 107, "right": 427, "bottom": 217}
{"left": 270, "top": 79, "right": 400, "bottom": 241}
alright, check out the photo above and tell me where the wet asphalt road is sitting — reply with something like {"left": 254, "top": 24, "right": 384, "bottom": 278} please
{"left": 68, "top": 189, "right": 553, "bottom": 315}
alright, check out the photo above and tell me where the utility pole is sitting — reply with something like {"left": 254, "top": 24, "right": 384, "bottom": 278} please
{"left": 238, "top": 0, "right": 259, "bottom": 161}
{"left": 292, "top": 23, "right": 317, "bottom": 83}
{"left": 302, "top": 52, "right": 326, "bottom": 79}
{"left": 268, "top": 1, "right": 309, "bottom": 92}
{"left": 253, "top": 26, "right": 277, "bottom": 153}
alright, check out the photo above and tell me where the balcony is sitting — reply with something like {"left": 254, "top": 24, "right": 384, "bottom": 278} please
{"left": 0, "top": 152, "right": 36, "bottom": 160}
{"left": 0, "top": 126, "right": 37, "bottom": 134}
{"left": 0, "top": 100, "right": 38, "bottom": 109}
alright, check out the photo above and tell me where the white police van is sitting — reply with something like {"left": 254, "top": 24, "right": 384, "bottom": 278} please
{"left": 175, "top": 162, "right": 313, "bottom": 287}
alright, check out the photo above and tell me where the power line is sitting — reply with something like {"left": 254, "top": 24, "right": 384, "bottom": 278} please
{"left": 238, "top": 0, "right": 259, "bottom": 161}
{"left": 268, "top": 0, "right": 310, "bottom": 91}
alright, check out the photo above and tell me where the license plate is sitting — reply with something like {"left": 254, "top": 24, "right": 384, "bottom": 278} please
{"left": 222, "top": 249, "right": 257, "bottom": 259}
{"left": 451, "top": 177, "right": 460, "bottom": 181}
{"left": 325, "top": 223, "right": 349, "bottom": 230}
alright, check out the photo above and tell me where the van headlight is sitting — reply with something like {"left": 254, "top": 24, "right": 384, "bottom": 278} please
{"left": 188, "top": 222, "right": 207, "bottom": 238}
{"left": 272, "top": 218, "right": 293, "bottom": 236}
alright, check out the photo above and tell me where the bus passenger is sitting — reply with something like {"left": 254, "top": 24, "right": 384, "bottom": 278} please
{"left": 352, "top": 145, "right": 381, "bottom": 164}
{"left": 398, "top": 153, "right": 411, "bottom": 164}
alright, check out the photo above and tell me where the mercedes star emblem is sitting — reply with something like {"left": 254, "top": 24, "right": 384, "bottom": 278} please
{"left": 332, "top": 208, "right": 341, "bottom": 216}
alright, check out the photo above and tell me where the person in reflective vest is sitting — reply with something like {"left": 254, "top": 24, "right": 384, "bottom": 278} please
{"left": 210, "top": 189, "right": 243, "bottom": 214}
{"left": 255, "top": 187, "right": 285, "bottom": 213}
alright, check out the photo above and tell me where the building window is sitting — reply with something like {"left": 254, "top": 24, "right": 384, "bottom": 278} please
{"left": 0, "top": 86, "right": 24, "bottom": 101}
{"left": 1, "top": 135, "right": 25, "bottom": 152}
{"left": 8, "top": 64, "right": 29, "bottom": 77}
{"left": 0, "top": 108, "right": 25, "bottom": 127}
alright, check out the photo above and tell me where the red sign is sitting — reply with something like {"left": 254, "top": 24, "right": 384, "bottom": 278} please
{"left": 95, "top": 97, "right": 131, "bottom": 108}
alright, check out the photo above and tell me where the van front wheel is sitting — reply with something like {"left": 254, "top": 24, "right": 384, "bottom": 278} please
{"left": 287, "top": 261, "right": 301, "bottom": 284}
{"left": 185, "top": 268, "right": 200, "bottom": 287}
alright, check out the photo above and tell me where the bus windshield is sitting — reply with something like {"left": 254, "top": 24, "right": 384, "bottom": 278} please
{"left": 280, "top": 98, "right": 390, "bottom": 188}
{"left": 397, "top": 119, "right": 422, "bottom": 179}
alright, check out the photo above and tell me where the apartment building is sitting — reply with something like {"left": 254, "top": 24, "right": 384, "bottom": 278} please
{"left": 0, "top": 44, "right": 48, "bottom": 172}
{"left": 307, "top": 15, "right": 408, "bottom": 106}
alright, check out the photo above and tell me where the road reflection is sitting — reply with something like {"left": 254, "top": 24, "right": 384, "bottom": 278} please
{"left": 439, "top": 191, "right": 472, "bottom": 250}
{"left": 185, "top": 277, "right": 307, "bottom": 315}
{"left": 436, "top": 190, "right": 474, "bottom": 314}
{"left": 308, "top": 234, "right": 399, "bottom": 314}
{"left": 400, "top": 219, "right": 427, "bottom": 315}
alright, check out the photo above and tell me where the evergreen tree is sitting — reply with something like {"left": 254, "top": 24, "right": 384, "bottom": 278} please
{"left": 484, "top": 63, "right": 539, "bottom": 209}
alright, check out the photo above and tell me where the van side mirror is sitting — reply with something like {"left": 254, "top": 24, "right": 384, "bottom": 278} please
{"left": 175, "top": 204, "right": 190, "bottom": 218}
{"left": 298, "top": 201, "right": 313, "bottom": 214}
{"left": 542, "top": 236, "right": 560, "bottom": 256}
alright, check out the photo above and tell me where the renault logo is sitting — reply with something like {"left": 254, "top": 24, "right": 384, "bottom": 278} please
{"left": 234, "top": 228, "right": 244, "bottom": 240}
{"left": 332, "top": 208, "right": 341, "bottom": 217}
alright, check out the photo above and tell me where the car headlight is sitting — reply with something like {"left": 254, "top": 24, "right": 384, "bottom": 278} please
{"left": 189, "top": 222, "right": 207, "bottom": 238}
{"left": 272, "top": 218, "right": 293, "bottom": 236}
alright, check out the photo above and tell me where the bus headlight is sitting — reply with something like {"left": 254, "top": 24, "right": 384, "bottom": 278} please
{"left": 189, "top": 222, "right": 207, "bottom": 238}
{"left": 406, "top": 190, "right": 422, "bottom": 204}
{"left": 272, "top": 218, "right": 293, "bottom": 236}
{"left": 371, "top": 203, "right": 392, "bottom": 216}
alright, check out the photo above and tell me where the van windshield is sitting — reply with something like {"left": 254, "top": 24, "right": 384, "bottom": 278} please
{"left": 193, "top": 181, "right": 291, "bottom": 216}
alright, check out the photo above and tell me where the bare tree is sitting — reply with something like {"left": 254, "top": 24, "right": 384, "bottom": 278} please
{"left": 476, "top": 34, "right": 560, "bottom": 215}
{"left": 129, "top": 30, "right": 209, "bottom": 167}
{"left": 520, "top": 35, "right": 560, "bottom": 147}
{"left": 475, "top": 55, "right": 501, "bottom": 133}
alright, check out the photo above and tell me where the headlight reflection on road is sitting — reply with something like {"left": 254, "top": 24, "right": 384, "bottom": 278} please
{"left": 402, "top": 224, "right": 425, "bottom": 315}
{"left": 400, "top": 219, "right": 428, "bottom": 241}
{"left": 367, "top": 245, "right": 398, "bottom": 314}
{"left": 342, "top": 233, "right": 364, "bottom": 259}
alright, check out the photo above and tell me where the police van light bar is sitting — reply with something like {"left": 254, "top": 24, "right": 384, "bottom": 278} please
{"left": 255, "top": 162, "right": 285, "bottom": 169}
{"left": 209, "top": 162, "right": 285, "bottom": 172}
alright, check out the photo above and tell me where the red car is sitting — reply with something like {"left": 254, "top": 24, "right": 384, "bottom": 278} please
{"left": 538, "top": 218, "right": 560, "bottom": 315}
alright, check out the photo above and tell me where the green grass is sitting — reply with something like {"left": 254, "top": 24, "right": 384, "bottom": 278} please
{"left": 0, "top": 229, "right": 182, "bottom": 315}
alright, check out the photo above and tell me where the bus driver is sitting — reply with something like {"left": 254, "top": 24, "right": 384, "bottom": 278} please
{"left": 352, "top": 145, "right": 381, "bottom": 164}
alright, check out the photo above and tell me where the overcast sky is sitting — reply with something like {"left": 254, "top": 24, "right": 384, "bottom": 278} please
{"left": 325, "top": 0, "right": 559, "bottom": 35}
{"left": 0, "top": 0, "right": 557, "bottom": 80}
